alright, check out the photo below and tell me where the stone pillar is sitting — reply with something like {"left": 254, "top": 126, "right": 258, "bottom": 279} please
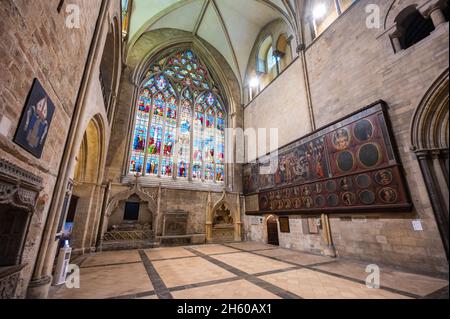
{"left": 391, "top": 34, "right": 403, "bottom": 53}
{"left": 95, "top": 181, "right": 111, "bottom": 252}
{"left": 27, "top": 276, "right": 52, "bottom": 299}
{"left": 205, "top": 192, "right": 213, "bottom": 243}
{"left": 234, "top": 194, "right": 243, "bottom": 241}
{"left": 416, "top": 150, "right": 449, "bottom": 260}
{"left": 321, "top": 214, "right": 336, "bottom": 257}
{"left": 429, "top": 6, "right": 447, "bottom": 28}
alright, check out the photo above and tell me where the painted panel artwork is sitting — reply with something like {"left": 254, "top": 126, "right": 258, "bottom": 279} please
{"left": 244, "top": 101, "right": 412, "bottom": 214}
{"left": 14, "top": 79, "right": 55, "bottom": 159}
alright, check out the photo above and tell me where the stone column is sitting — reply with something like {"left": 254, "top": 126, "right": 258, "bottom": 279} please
{"left": 205, "top": 192, "right": 213, "bottom": 243}
{"left": 391, "top": 34, "right": 403, "bottom": 53}
{"left": 321, "top": 214, "right": 336, "bottom": 257}
{"left": 234, "top": 194, "right": 243, "bottom": 241}
{"left": 429, "top": 6, "right": 447, "bottom": 28}
{"left": 95, "top": 181, "right": 111, "bottom": 252}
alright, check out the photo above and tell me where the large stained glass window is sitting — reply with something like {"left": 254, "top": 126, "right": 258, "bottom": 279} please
{"left": 129, "top": 49, "right": 226, "bottom": 184}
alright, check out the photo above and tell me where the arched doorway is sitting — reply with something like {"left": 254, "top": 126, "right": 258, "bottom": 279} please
{"left": 267, "top": 215, "right": 279, "bottom": 246}
{"left": 411, "top": 70, "right": 449, "bottom": 260}
{"left": 68, "top": 116, "right": 106, "bottom": 253}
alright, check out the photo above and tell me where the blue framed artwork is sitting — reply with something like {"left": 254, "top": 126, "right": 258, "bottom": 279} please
{"left": 14, "top": 79, "right": 55, "bottom": 159}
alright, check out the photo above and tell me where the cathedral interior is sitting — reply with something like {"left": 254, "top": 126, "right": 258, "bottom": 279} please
{"left": 0, "top": 0, "right": 449, "bottom": 300}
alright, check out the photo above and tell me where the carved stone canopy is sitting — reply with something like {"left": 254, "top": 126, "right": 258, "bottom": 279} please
{"left": 105, "top": 179, "right": 157, "bottom": 217}
{"left": 0, "top": 159, "right": 43, "bottom": 212}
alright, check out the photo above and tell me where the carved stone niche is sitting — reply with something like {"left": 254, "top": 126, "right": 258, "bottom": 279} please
{"left": 212, "top": 204, "right": 235, "bottom": 243}
{"left": 0, "top": 158, "right": 43, "bottom": 299}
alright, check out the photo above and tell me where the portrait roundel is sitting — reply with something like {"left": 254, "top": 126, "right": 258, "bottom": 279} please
{"left": 378, "top": 187, "right": 398, "bottom": 204}
{"left": 337, "top": 151, "right": 355, "bottom": 172}
{"left": 358, "top": 143, "right": 381, "bottom": 168}
{"left": 327, "top": 194, "right": 340, "bottom": 207}
{"left": 341, "top": 192, "right": 356, "bottom": 206}
{"left": 276, "top": 200, "right": 284, "bottom": 210}
{"left": 356, "top": 174, "right": 372, "bottom": 189}
{"left": 284, "top": 199, "right": 292, "bottom": 209}
{"left": 339, "top": 177, "right": 353, "bottom": 191}
{"left": 314, "top": 183, "right": 323, "bottom": 194}
{"left": 354, "top": 119, "right": 374, "bottom": 142}
{"left": 260, "top": 196, "right": 268, "bottom": 210}
{"left": 359, "top": 190, "right": 376, "bottom": 205}
{"left": 303, "top": 197, "right": 314, "bottom": 209}
{"left": 332, "top": 128, "right": 351, "bottom": 151}
{"left": 293, "top": 198, "right": 302, "bottom": 209}
{"left": 325, "top": 180, "right": 337, "bottom": 193}
{"left": 314, "top": 195, "right": 326, "bottom": 208}
{"left": 375, "top": 169, "right": 393, "bottom": 186}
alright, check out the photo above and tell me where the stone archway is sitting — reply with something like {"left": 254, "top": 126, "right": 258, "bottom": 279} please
{"left": 98, "top": 178, "right": 158, "bottom": 250}
{"left": 70, "top": 115, "right": 106, "bottom": 254}
{"left": 411, "top": 69, "right": 449, "bottom": 260}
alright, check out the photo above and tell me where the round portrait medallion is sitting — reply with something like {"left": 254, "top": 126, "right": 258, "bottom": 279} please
{"left": 303, "top": 197, "right": 314, "bottom": 209}
{"left": 378, "top": 187, "right": 398, "bottom": 204}
{"left": 356, "top": 174, "right": 372, "bottom": 189}
{"left": 293, "top": 198, "right": 302, "bottom": 209}
{"left": 359, "top": 190, "right": 376, "bottom": 205}
{"left": 276, "top": 200, "right": 284, "bottom": 210}
{"left": 339, "top": 177, "right": 353, "bottom": 191}
{"left": 358, "top": 143, "right": 381, "bottom": 168}
{"left": 314, "top": 195, "right": 326, "bottom": 208}
{"left": 341, "top": 192, "right": 356, "bottom": 206}
{"left": 332, "top": 128, "right": 351, "bottom": 151}
{"left": 327, "top": 194, "right": 340, "bottom": 207}
{"left": 260, "top": 196, "right": 268, "bottom": 209}
{"left": 314, "top": 183, "right": 323, "bottom": 194}
{"left": 354, "top": 119, "right": 374, "bottom": 142}
{"left": 326, "top": 180, "right": 337, "bottom": 193}
{"left": 269, "top": 200, "right": 276, "bottom": 210}
{"left": 284, "top": 199, "right": 292, "bottom": 209}
{"left": 302, "top": 185, "right": 312, "bottom": 196}
{"left": 375, "top": 169, "right": 393, "bottom": 186}
{"left": 337, "top": 151, "right": 355, "bottom": 172}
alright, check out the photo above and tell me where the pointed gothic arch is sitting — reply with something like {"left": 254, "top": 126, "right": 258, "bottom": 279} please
{"left": 411, "top": 69, "right": 449, "bottom": 260}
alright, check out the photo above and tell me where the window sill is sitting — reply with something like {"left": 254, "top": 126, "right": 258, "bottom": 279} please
{"left": 121, "top": 175, "right": 228, "bottom": 192}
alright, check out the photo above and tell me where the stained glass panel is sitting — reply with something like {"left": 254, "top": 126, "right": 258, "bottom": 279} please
{"left": 204, "top": 107, "right": 215, "bottom": 182}
{"left": 193, "top": 104, "right": 204, "bottom": 181}
{"left": 178, "top": 96, "right": 192, "bottom": 179}
{"left": 130, "top": 49, "right": 226, "bottom": 183}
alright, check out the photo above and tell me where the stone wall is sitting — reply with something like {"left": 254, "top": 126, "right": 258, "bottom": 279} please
{"left": 0, "top": 0, "right": 101, "bottom": 298}
{"left": 243, "top": 0, "right": 449, "bottom": 275}
{"left": 243, "top": 56, "right": 312, "bottom": 161}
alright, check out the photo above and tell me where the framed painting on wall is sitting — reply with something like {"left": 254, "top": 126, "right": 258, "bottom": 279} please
{"left": 14, "top": 79, "right": 55, "bottom": 159}
{"left": 279, "top": 217, "right": 290, "bottom": 233}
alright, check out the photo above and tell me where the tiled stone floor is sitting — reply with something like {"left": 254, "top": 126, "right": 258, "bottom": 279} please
{"left": 51, "top": 242, "right": 449, "bottom": 299}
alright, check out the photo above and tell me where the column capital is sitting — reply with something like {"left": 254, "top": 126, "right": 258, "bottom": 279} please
{"left": 415, "top": 149, "right": 431, "bottom": 160}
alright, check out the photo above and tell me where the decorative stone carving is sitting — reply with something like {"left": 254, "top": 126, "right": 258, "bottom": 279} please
{"left": 105, "top": 176, "right": 157, "bottom": 218}
{"left": 0, "top": 270, "right": 20, "bottom": 299}
{"left": 213, "top": 204, "right": 233, "bottom": 226}
{"left": 0, "top": 159, "right": 43, "bottom": 211}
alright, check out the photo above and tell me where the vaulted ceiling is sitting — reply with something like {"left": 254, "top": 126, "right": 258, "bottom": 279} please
{"left": 127, "top": 0, "right": 298, "bottom": 85}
